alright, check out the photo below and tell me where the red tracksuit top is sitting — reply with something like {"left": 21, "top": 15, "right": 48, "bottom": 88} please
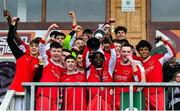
{"left": 60, "top": 71, "right": 87, "bottom": 110}
{"left": 36, "top": 40, "right": 64, "bottom": 100}
{"left": 113, "top": 57, "right": 142, "bottom": 93}
{"left": 36, "top": 59, "right": 64, "bottom": 100}
{"left": 143, "top": 40, "right": 176, "bottom": 95}
{"left": 83, "top": 44, "right": 116, "bottom": 110}
{"left": 87, "top": 64, "right": 113, "bottom": 104}
{"left": 7, "top": 24, "right": 39, "bottom": 92}
{"left": 9, "top": 55, "right": 39, "bottom": 92}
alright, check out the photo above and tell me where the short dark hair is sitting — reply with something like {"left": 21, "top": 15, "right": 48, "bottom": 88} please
{"left": 83, "top": 29, "right": 93, "bottom": 35}
{"left": 56, "top": 32, "right": 66, "bottom": 39}
{"left": 62, "top": 49, "right": 72, "bottom": 54}
{"left": 65, "top": 55, "right": 76, "bottom": 61}
{"left": 119, "top": 39, "right": 129, "bottom": 45}
{"left": 112, "top": 39, "right": 120, "bottom": 43}
{"left": 50, "top": 42, "right": 62, "bottom": 49}
{"left": 50, "top": 31, "right": 66, "bottom": 39}
{"left": 112, "top": 39, "right": 119, "bottom": 43}
{"left": 76, "top": 50, "right": 83, "bottom": 57}
{"left": 102, "top": 37, "right": 110, "bottom": 44}
{"left": 34, "top": 37, "right": 41, "bottom": 41}
{"left": 29, "top": 38, "right": 40, "bottom": 45}
{"left": 121, "top": 43, "right": 137, "bottom": 55}
{"left": 50, "top": 31, "right": 60, "bottom": 37}
{"left": 121, "top": 43, "right": 134, "bottom": 50}
{"left": 136, "top": 40, "right": 152, "bottom": 51}
{"left": 114, "top": 26, "right": 127, "bottom": 35}
{"left": 113, "top": 39, "right": 129, "bottom": 45}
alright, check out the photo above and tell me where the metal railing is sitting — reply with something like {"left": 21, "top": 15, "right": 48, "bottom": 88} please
{"left": 22, "top": 82, "right": 180, "bottom": 111}
{"left": 0, "top": 90, "right": 25, "bottom": 110}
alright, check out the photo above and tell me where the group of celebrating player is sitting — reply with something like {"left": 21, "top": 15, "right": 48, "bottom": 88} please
{"left": 3, "top": 10, "right": 175, "bottom": 110}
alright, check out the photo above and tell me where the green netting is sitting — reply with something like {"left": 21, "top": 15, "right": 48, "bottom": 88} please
{"left": 120, "top": 91, "right": 145, "bottom": 110}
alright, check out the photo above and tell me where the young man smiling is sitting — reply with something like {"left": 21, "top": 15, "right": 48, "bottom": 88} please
{"left": 61, "top": 55, "right": 87, "bottom": 110}
{"left": 136, "top": 38, "right": 176, "bottom": 110}
{"left": 36, "top": 24, "right": 64, "bottom": 110}
{"left": 113, "top": 44, "right": 142, "bottom": 110}
{"left": 4, "top": 10, "right": 40, "bottom": 92}
{"left": 87, "top": 51, "right": 113, "bottom": 110}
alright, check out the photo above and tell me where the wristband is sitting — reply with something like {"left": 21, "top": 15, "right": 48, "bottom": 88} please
{"left": 72, "top": 25, "right": 77, "bottom": 30}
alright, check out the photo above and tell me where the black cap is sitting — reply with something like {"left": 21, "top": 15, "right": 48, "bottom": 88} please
{"left": 87, "top": 37, "right": 100, "bottom": 51}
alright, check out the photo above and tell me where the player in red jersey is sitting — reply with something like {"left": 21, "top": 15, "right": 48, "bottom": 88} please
{"left": 36, "top": 24, "right": 64, "bottom": 110}
{"left": 4, "top": 10, "right": 40, "bottom": 92}
{"left": 136, "top": 37, "right": 176, "bottom": 110}
{"left": 87, "top": 51, "right": 113, "bottom": 110}
{"left": 61, "top": 55, "right": 87, "bottom": 110}
{"left": 113, "top": 44, "right": 142, "bottom": 110}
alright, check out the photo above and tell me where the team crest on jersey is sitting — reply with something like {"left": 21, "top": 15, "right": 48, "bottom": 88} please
{"left": 123, "top": 70, "right": 130, "bottom": 75}
{"left": 103, "top": 71, "right": 107, "bottom": 75}
{"left": 145, "top": 66, "right": 154, "bottom": 74}
{"left": 114, "top": 69, "right": 118, "bottom": 72}
{"left": 148, "top": 61, "right": 154, "bottom": 66}
{"left": 102, "top": 76, "right": 108, "bottom": 81}
{"left": 76, "top": 76, "right": 83, "bottom": 81}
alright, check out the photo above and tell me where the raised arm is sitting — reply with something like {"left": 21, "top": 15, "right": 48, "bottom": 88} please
{"left": 127, "top": 55, "right": 142, "bottom": 82}
{"left": 3, "top": 10, "right": 12, "bottom": 26}
{"left": 39, "top": 24, "right": 59, "bottom": 66}
{"left": 108, "top": 44, "right": 117, "bottom": 76}
{"left": 62, "top": 11, "right": 82, "bottom": 49}
{"left": 4, "top": 10, "right": 24, "bottom": 59}
{"left": 7, "top": 24, "right": 24, "bottom": 59}
{"left": 101, "top": 18, "right": 115, "bottom": 29}
{"left": 159, "top": 37, "right": 176, "bottom": 65}
{"left": 63, "top": 25, "right": 82, "bottom": 49}
{"left": 3, "top": 10, "right": 28, "bottom": 53}
{"left": 68, "top": 11, "right": 77, "bottom": 27}
{"left": 42, "top": 23, "right": 59, "bottom": 41}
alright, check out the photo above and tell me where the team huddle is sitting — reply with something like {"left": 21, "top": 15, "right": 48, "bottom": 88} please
{"left": 3, "top": 10, "right": 176, "bottom": 110}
